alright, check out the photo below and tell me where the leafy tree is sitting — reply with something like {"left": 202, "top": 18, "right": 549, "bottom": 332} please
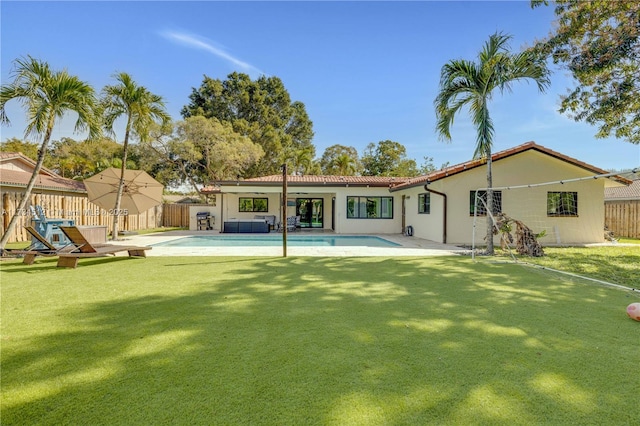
{"left": 182, "top": 72, "right": 314, "bottom": 176}
{"left": 532, "top": 0, "right": 640, "bottom": 144}
{"left": 361, "top": 140, "right": 419, "bottom": 177}
{"left": 319, "top": 144, "right": 361, "bottom": 175}
{"left": 143, "top": 116, "right": 264, "bottom": 193}
{"left": 137, "top": 122, "right": 188, "bottom": 190}
{"left": 0, "top": 138, "right": 42, "bottom": 161}
{"left": 419, "top": 156, "right": 449, "bottom": 175}
{"left": 434, "top": 32, "right": 550, "bottom": 254}
{"left": 101, "top": 72, "right": 170, "bottom": 239}
{"left": 50, "top": 137, "right": 127, "bottom": 179}
{"left": 0, "top": 56, "right": 100, "bottom": 249}
{"left": 180, "top": 116, "right": 264, "bottom": 182}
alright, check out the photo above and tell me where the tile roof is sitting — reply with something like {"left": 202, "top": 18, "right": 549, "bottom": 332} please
{"left": 390, "top": 141, "right": 631, "bottom": 190}
{"left": 245, "top": 174, "right": 406, "bottom": 185}
{"left": 209, "top": 175, "right": 406, "bottom": 191}
{"left": 605, "top": 179, "right": 640, "bottom": 200}
{"left": 0, "top": 152, "right": 86, "bottom": 192}
{"left": 201, "top": 142, "right": 632, "bottom": 193}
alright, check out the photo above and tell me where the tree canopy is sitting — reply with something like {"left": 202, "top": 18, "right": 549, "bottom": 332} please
{"left": 532, "top": 0, "right": 640, "bottom": 144}
{"left": 319, "top": 144, "right": 361, "bottom": 176}
{"left": 181, "top": 72, "right": 314, "bottom": 176}
{"left": 361, "top": 140, "right": 419, "bottom": 177}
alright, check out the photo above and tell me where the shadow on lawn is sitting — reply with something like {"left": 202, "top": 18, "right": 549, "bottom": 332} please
{"left": 1, "top": 257, "right": 638, "bottom": 425}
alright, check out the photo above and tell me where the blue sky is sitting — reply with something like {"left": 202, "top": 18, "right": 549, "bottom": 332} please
{"left": 2, "top": 0, "right": 639, "bottom": 173}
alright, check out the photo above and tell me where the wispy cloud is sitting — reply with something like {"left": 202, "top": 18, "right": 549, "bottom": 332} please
{"left": 162, "top": 30, "right": 264, "bottom": 75}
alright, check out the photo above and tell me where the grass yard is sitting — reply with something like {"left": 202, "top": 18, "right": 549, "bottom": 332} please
{"left": 497, "top": 243, "right": 640, "bottom": 289}
{"left": 1, "top": 256, "right": 639, "bottom": 425}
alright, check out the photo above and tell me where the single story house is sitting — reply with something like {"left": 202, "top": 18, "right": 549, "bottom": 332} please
{"left": 204, "top": 141, "right": 631, "bottom": 245}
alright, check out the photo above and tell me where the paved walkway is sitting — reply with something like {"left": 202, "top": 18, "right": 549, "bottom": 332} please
{"left": 111, "top": 230, "right": 470, "bottom": 257}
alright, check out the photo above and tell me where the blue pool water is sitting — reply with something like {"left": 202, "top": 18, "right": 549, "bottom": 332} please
{"left": 153, "top": 235, "right": 401, "bottom": 248}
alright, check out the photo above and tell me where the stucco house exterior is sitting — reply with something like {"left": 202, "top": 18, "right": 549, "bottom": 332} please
{"left": 204, "top": 142, "right": 631, "bottom": 245}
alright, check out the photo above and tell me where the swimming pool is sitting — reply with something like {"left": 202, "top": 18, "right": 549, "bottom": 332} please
{"left": 153, "top": 235, "right": 401, "bottom": 248}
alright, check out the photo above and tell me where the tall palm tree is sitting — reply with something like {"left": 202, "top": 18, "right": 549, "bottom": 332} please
{"left": 101, "top": 72, "right": 170, "bottom": 240}
{"left": 0, "top": 56, "right": 100, "bottom": 249}
{"left": 434, "top": 32, "right": 550, "bottom": 254}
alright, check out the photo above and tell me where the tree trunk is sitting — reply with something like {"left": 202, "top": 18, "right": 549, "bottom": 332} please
{"left": 485, "top": 152, "right": 495, "bottom": 255}
{"left": 0, "top": 116, "right": 55, "bottom": 249}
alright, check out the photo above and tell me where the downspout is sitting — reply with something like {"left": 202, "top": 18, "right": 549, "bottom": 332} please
{"left": 424, "top": 184, "right": 447, "bottom": 244}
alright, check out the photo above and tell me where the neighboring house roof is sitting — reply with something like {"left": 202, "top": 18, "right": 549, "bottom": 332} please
{"left": 0, "top": 152, "right": 86, "bottom": 193}
{"left": 163, "top": 195, "right": 206, "bottom": 204}
{"left": 390, "top": 141, "right": 631, "bottom": 191}
{"left": 605, "top": 179, "right": 640, "bottom": 201}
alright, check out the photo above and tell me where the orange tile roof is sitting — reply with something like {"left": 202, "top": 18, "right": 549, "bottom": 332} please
{"left": 0, "top": 152, "right": 86, "bottom": 192}
{"left": 201, "top": 142, "right": 632, "bottom": 193}
{"left": 390, "top": 141, "right": 631, "bottom": 190}
{"left": 207, "top": 175, "right": 407, "bottom": 192}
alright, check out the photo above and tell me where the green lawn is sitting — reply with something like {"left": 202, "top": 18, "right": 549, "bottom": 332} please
{"left": 496, "top": 243, "right": 640, "bottom": 289}
{"left": 1, "top": 256, "right": 638, "bottom": 425}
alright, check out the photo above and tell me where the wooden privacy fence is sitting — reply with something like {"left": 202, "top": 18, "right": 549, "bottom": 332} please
{"left": 1, "top": 190, "right": 162, "bottom": 243}
{"left": 605, "top": 200, "right": 640, "bottom": 239}
{"left": 162, "top": 203, "right": 212, "bottom": 228}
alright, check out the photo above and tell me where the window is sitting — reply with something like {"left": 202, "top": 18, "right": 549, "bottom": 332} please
{"left": 547, "top": 192, "right": 578, "bottom": 216}
{"left": 418, "top": 193, "right": 430, "bottom": 214}
{"left": 470, "top": 190, "right": 502, "bottom": 216}
{"left": 239, "top": 197, "right": 268, "bottom": 212}
{"left": 347, "top": 196, "right": 393, "bottom": 219}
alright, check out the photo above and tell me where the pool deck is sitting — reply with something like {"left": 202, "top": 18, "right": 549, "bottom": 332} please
{"left": 111, "top": 230, "right": 470, "bottom": 257}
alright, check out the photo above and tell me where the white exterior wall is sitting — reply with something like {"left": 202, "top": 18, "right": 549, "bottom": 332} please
{"left": 218, "top": 148, "right": 608, "bottom": 243}
{"left": 188, "top": 205, "right": 221, "bottom": 231}
{"left": 401, "top": 150, "right": 607, "bottom": 245}
{"left": 220, "top": 186, "right": 282, "bottom": 223}
{"left": 332, "top": 187, "right": 402, "bottom": 234}
{"left": 401, "top": 186, "right": 446, "bottom": 242}
{"left": 218, "top": 184, "right": 402, "bottom": 234}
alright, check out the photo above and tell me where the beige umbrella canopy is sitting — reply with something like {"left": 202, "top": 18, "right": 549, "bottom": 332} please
{"left": 84, "top": 168, "right": 164, "bottom": 215}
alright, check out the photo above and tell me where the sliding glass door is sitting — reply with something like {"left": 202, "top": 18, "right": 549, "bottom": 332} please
{"left": 296, "top": 198, "right": 323, "bottom": 228}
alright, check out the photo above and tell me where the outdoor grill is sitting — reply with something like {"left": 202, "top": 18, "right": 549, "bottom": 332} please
{"left": 196, "top": 212, "right": 214, "bottom": 230}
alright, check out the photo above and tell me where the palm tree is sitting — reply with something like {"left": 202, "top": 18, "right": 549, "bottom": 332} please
{"left": 101, "top": 72, "right": 170, "bottom": 240}
{"left": 334, "top": 153, "right": 357, "bottom": 176}
{"left": 0, "top": 56, "right": 100, "bottom": 249}
{"left": 434, "top": 32, "right": 550, "bottom": 254}
{"left": 290, "top": 146, "right": 315, "bottom": 175}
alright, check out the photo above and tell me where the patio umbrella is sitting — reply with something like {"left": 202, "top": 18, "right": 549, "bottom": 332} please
{"left": 84, "top": 168, "right": 163, "bottom": 215}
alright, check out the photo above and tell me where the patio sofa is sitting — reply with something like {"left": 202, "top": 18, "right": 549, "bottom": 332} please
{"left": 223, "top": 219, "right": 270, "bottom": 233}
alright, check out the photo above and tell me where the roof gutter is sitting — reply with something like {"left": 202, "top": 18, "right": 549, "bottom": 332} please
{"left": 216, "top": 181, "right": 395, "bottom": 188}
